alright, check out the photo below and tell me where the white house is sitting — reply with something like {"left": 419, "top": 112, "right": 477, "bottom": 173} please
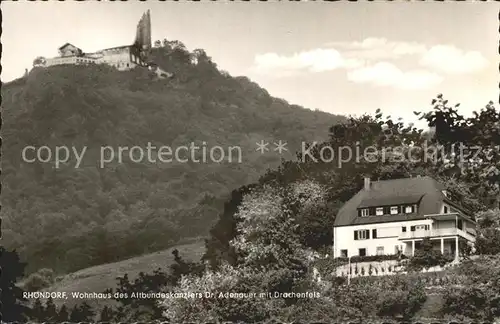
{"left": 333, "top": 176, "right": 476, "bottom": 261}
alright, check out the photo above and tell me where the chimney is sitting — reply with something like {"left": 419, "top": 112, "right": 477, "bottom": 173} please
{"left": 364, "top": 177, "right": 371, "bottom": 191}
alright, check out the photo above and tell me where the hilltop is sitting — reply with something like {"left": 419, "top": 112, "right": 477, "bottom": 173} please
{"left": 1, "top": 42, "right": 345, "bottom": 274}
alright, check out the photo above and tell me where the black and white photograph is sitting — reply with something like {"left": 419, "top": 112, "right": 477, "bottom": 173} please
{"left": 1, "top": 1, "right": 499, "bottom": 323}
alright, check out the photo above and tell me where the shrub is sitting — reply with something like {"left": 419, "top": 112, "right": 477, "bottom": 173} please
{"left": 440, "top": 256, "right": 500, "bottom": 321}
{"left": 375, "top": 276, "right": 427, "bottom": 320}
{"left": 24, "top": 273, "right": 50, "bottom": 291}
{"left": 23, "top": 268, "right": 55, "bottom": 291}
{"left": 406, "top": 238, "right": 454, "bottom": 271}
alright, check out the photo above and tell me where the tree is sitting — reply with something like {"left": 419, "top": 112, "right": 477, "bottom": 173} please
{"left": 406, "top": 237, "right": 454, "bottom": 271}
{"left": 69, "top": 303, "right": 95, "bottom": 322}
{"left": 375, "top": 277, "right": 427, "bottom": 320}
{"left": 57, "top": 304, "right": 69, "bottom": 322}
{"left": 161, "top": 184, "right": 323, "bottom": 322}
{"left": 30, "top": 298, "right": 45, "bottom": 321}
{"left": 475, "top": 209, "right": 500, "bottom": 255}
{"left": 33, "top": 56, "right": 46, "bottom": 67}
{"left": 44, "top": 297, "right": 58, "bottom": 321}
{"left": 442, "top": 256, "right": 500, "bottom": 321}
{"left": 69, "top": 305, "right": 80, "bottom": 322}
{"left": 79, "top": 302, "right": 95, "bottom": 321}
{"left": 417, "top": 96, "right": 499, "bottom": 209}
{"left": 24, "top": 267, "right": 55, "bottom": 291}
{"left": 0, "top": 247, "right": 30, "bottom": 322}
{"left": 99, "top": 305, "right": 114, "bottom": 321}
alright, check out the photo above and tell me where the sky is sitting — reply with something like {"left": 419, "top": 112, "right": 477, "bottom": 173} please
{"left": 2, "top": 1, "right": 498, "bottom": 125}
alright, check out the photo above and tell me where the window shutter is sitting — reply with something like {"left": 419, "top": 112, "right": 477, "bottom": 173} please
{"left": 366, "top": 230, "right": 370, "bottom": 239}
{"left": 411, "top": 226, "right": 415, "bottom": 231}
{"left": 398, "top": 206, "right": 402, "bottom": 214}
{"left": 358, "top": 209, "right": 361, "bottom": 217}
{"left": 372, "top": 229, "right": 377, "bottom": 239}
{"left": 354, "top": 231, "right": 358, "bottom": 240}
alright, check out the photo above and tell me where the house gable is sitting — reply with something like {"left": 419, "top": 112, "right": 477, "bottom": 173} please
{"left": 58, "top": 43, "right": 83, "bottom": 57}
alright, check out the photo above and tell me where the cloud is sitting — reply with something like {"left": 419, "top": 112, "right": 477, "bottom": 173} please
{"left": 328, "top": 39, "right": 488, "bottom": 75}
{"left": 329, "top": 37, "right": 427, "bottom": 60}
{"left": 420, "top": 45, "right": 489, "bottom": 74}
{"left": 252, "top": 48, "right": 361, "bottom": 77}
{"left": 251, "top": 38, "right": 487, "bottom": 84}
{"left": 347, "top": 62, "right": 443, "bottom": 90}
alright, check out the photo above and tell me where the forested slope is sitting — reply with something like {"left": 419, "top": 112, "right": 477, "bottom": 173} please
{"left": 1, "top": 42, "right": 345, "bottom": 274}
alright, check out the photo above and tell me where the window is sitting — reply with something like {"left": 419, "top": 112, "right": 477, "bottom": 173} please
{"left": 405, "top": 206, "right": 413, "bottom": 214}
{"left": 354, "top": 229, "right": 370, "bottom": 240}
{"left": 410, "top": 226, "right": 416, "bottom": 232}
{"left": 372, "top": 229, "right": 377, "bottom": 239}
{"left": 444, "top": 205, "right": 449, "bottom": 214}
{"left": 457, "top": 219, "right": 463, "bottom": 230}
{"left": 390, "top": 206, "right": 399, "bottom": 215}
{"left": 376, "top": 207, "right": 384, "bottom": 216}
{"left": 360, "top": 209, "right": 369, "bottom": 217}
{"left": 402, "top": 226, "right": 407, "bottom": 232}
{"left": 376, "top": 246, "right": 384, "bottom": 255}
{"left": 359, "top": 248, "right": 367, "bottom": 257}
{"left": 340, "top": 249, "right": 348, "bottom": 258}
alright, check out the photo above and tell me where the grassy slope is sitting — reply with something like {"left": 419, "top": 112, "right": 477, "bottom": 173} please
{"left": 42, "top": 239, "right": 205, "bottom": 308}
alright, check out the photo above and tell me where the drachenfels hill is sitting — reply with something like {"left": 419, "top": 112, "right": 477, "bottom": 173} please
{"left": 2, "top": 28, "right": 344, "bottom": 274}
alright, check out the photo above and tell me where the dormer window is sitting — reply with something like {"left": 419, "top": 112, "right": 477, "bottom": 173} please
{"left": 361, "top": 209, "right": 369, "bottom": 217}
{"left": 390, "top": 206, "right": 398, "bottom": 215}
{"left": 376, "top": 207, "right": 384, "bottom": 216}
{"left": 405, "top": 206, "right": 413, "bottom": 214}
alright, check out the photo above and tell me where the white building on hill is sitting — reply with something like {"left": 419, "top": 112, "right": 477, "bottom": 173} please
{"left": 34, "top": 10, "right": 152, "bottom": 72}
{"left": 333, "top": 176, "right": 476, "bottom": 261}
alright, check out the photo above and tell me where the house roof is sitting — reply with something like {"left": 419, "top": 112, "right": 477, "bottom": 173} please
{"left": 357, "top": 193, "right": 424, "bottom": 208}
{"left": 58, "top": 43, "right": 81, "bottom": 51}
{"left": 333, "top": 176, "right": 462, "bottom": 227}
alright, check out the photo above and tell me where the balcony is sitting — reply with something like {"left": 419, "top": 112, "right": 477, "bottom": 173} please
{"left": 399, "top": 227, "right": 475, "bottom": 242}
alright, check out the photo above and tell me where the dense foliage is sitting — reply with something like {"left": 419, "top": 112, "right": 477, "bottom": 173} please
{"left": 0, "top": 247, "right": 30, "bottom": 322}
{"left": 160, "top": 183, "right": 324, "bottom": 322}
{"left": 205, "top": 95, "right": 500, "bottom": 269}
{"left": 406, "top": 237, "right": 455, "bottom": 271}
{"left": 441, "top": 256, "right": 500, "bottom": 321}
{"left": 475, "top": 208, "right": 500, "bottom": 255}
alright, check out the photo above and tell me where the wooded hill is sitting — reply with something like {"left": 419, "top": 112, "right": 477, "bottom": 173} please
{"left": 1, "top": 41, "right": 344, "bottom": 274}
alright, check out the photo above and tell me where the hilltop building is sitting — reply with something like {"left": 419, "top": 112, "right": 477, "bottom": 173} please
{"left": 34, "top": 10, "right": 152, "bottom": 71}
{"left": 332, "top": 176, "right": 476, "bottom": 261}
